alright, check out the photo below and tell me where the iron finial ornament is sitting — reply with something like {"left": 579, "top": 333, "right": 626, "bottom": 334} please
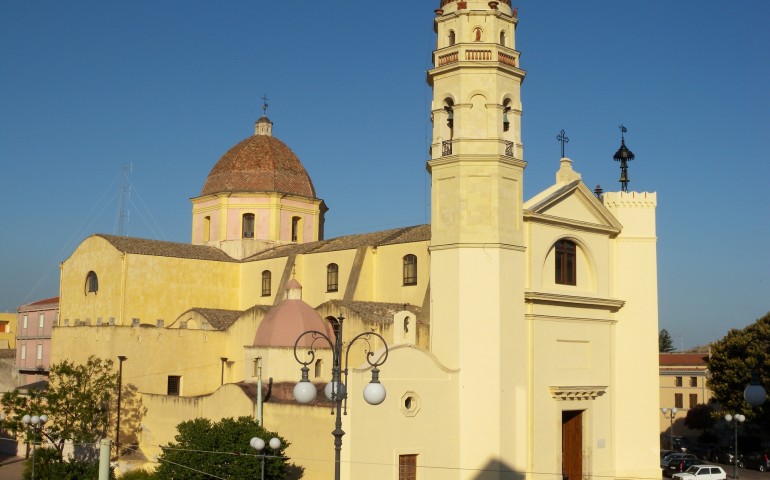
{"left": 261, "top": 94, "right": 269, "bottom": 116}
{"left": 556, "top": 129, "right": 569, "bottom": 158}
{"left": 613, "top": 124, "right": 635, "bottom": 192}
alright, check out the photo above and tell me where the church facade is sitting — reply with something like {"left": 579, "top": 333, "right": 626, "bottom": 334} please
{"left": 52, "top": 2, "right": 660, "bottom": 479}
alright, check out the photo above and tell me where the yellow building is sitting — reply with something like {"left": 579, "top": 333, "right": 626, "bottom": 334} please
{"left": 52, "top": 2, "right": 661, "bottom": 479}
{"left": 659, "top": 352, "right": 713, "bottom": 445}
{"left": 0, "top": 312, "right": 14, "bottom": 350}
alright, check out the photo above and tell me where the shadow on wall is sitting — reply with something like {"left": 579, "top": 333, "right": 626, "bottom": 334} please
{"left": 472, "top": 459, "right": 524, "bottom": 480}
{"left": 111, "top": 383, "right": 147, "bottom": 458}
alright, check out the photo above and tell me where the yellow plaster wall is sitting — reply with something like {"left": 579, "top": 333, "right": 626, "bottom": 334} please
{"left": 51, "top": 325, "right": 227, "bottom": 396}
{"left": 60, "top": 236, "right": 239, "bottom": 326}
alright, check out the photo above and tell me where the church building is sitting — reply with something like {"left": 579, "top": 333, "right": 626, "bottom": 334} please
{"left": 52, "top": 1, "right": 660, "bottom": 479}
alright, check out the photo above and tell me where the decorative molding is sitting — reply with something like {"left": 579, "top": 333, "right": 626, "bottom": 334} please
{"left": 550, "top": 386, "right": 607, "bottom": 401}
{"left": 525, "top": 292, "right": 625, "bottom": 310}
{"left": 523, "top": 211, "right": 621, "bottom": 235}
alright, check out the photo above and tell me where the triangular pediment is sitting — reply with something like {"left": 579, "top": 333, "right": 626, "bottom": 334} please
{"left": 524, "top": 180, "right": 622, "bottom": 234}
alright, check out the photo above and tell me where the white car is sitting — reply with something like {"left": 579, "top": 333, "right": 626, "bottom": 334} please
{"left": 672, "top": 465, "right": 726, "bottom": 480}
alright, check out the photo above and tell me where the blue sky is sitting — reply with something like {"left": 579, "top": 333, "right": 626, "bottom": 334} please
{"left": 1, "top": 1, "right": 768, "bottom": 350}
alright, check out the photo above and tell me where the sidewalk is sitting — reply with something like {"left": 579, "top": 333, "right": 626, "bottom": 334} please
{"left": 0, "top": 454, "right": 25, "bottom": 480}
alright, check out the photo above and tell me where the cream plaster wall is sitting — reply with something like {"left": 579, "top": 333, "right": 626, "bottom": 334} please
{"left": 604, "top": 191, "right": 660, "bottom": 479}
{"left": 240, "top": 256, "right": 289, "bottom": 308}
{"left": 345, "top": 345, "right": 460, "bottom": 480}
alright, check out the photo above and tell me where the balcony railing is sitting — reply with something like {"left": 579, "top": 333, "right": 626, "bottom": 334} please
{"left": 433, "top": 45, "right": 520, "bottom": 69}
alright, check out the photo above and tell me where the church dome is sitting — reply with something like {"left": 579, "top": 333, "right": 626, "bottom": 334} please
{"left": 253, "top": 280, "right": 335, "bottom": 348}
{"left": 201, "top": 116, "right": 317, "bottom": 198}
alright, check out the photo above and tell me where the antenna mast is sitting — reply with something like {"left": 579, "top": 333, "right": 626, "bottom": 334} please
{"left": 116, "top": 164, "right": 132, "bottom": 236}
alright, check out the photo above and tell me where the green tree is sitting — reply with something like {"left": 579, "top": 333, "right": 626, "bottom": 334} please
{"left": 708, "top": 312, "right": 770, "bottom": 430}
{"left": 155, "top": 416, "right": 296, "bottom": 480}
{"left": 23, "top": 446, "right": 116, "bottom": 480}
{"left": 684, "top": 403, "right": 716, "bottom": 432}
{"left": 659, "top": 328, "right": 676, "bottom": 352}
{"left": 1, "top": 356, "right": 119, "bottom": 457}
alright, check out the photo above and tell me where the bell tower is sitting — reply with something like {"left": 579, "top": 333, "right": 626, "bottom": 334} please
{"left": 427, "top": 1, "right": 528, "bottom": 477}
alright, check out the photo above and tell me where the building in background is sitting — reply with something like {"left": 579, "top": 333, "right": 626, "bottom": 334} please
{"left": 659, "top": 352, "right": 713, "bottom": 444}
{"left": 0, "top": 312, "right": 15, "bottom": 350}
{"left": 15, "top": 297, "right": 58, "bottom": 388}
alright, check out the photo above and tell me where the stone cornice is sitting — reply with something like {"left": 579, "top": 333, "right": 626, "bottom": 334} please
{"left": 523, "top": 211, "right": 621, "bottom": 235}
{"left": 430, "top": 243, "right": 526, "bottom": 252}
{"left": 525, "top": 291, "right": 625, "bottom": 310}
{"left": 549, "top": 386, "right": 607, "bottom": 401}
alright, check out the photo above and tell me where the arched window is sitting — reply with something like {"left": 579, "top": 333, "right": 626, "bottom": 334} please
{"left": 502, "top": 98, "right": 511, "bottom": 132}
{"left": 85, "top": 271, "right": 99, "bottom": 294}
{"left": 473, "top": 27, "right": 482, "bottom": 42}
{"left": 261, "top": 270, "right": 271, "bottom": 296}
{"left": 291, "top": 216, "right": 302, "bottom": 242}
{"left": 403, "top": 254, "right": 418, "bottom": 286}
{"left": 327, "top": 263, "right": 339, "bottom": 292}
{"left": 448, "top": 30, "right": 456, "bottom": 46}
{"left": 242, "top": 213, "right": 255, "bottom": 239}
{"left": 499, "top": 30, "right": 506, "bottom": 46}
{"left": 314, "top": 359, "right": 323, "bottom": 378}
{"left": 555, "top": 239, "right": 577, "bottom": 285}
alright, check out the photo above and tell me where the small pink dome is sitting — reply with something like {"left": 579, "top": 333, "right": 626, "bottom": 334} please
{"left": 253, "top": 299, "right": 335, "bottom": 348}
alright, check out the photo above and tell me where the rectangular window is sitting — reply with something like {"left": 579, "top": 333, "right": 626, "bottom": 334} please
{"left": 39, "top": 313, "right": 45, "bottom": 328}
{"left": 203, "top": 216, "right": 211, "bottom": 242}
{"left": 399, "top": 454, "right": 417, "bottom": 480}
{"left": 36, "top": 344, "right": 43, "bottom": 361}
{"left": 675, "top": 376, "right": 683, "bottom": 387}
{"left": 167, "top": 375, "right": 182, "bottom": 396}
{"left": 20, "top": 344, "right": 26, "bottom": 360}
{"left": 403, "top": 255, "right": 418, "bottom": 286}
{"left": 689, "top": 376, "right": 697, "bottom": 387}
{"left": 23, "top": 315, "right": 28, "bottom": 329}
{"left": 674, "top": 393, "right": 683, "bottom": 409}
{"left": 689, "top": 394, "right": 698, "bottom": 408}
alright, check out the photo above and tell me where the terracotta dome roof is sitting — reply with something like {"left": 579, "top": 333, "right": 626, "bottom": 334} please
{"left": 201, "top": 119, "right": 316, "bottom": 198}
{"left": 253, "top": 280, "right": 335, "bottom": 348}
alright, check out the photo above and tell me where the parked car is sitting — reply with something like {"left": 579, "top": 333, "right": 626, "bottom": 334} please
{"left": 687, "top": 445, "right": 714, "bottom": 461}
{"left": 672, "top": 465, "right": 727, "bottom": 480}
{"left": 662, "top": 450, "right": 677, "bottom": 459}
{"left": 712, "top": 446, "right": 743, "bottom": 467}
{"left": 664, "top": 458, "right": 701, "bottom": 478}
{"left": 662, "top": 453, "right": 698, "bottom": 469}
{"left": 742, "top": 452, "right": 769, "bottom": 472}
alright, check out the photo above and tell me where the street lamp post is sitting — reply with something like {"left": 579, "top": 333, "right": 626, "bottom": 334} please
{"left": 22, "top": 414, "right": 48, "bottom": 480}
{"left": 660, "top": 407, "right": 678, "bottom": 450}
{"left": 292, "top": 314, "right": 389, "bottom": 480}
{"left": 725, "top": 413, "right": 745, "bottom": 479}
{"left": 116, "top": 355, "right": 127, "bottom": 459}
{"left": 250, "top": 436, "right": 281, "bottom": 480}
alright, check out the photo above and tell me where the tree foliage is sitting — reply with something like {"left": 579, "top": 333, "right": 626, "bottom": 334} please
{"left": 22, "top": 446, "right": 115, "bottom": 480}
{"left": 659, "top": 329, "right": 676, "bottom": 352}
{"left": 1, "top": 356, "right": 120, "bottom": 456}
{"left": 683, "top": 403, "right": 716, "bottom": 431}
{"left": 707, "top": 312, "right": 770, "bottom": 430}
{"left": 155, "top": 416, "right": 297, "bottom": 480}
